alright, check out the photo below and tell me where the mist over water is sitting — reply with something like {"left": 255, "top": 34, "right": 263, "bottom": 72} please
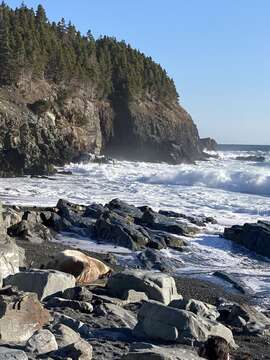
{"left": 1, "top": 144, "right": 270, "bottom": 306}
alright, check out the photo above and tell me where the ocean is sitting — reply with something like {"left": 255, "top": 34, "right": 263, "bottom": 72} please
{"left": 1, "top": 144, "right": 270, "bottom": 307}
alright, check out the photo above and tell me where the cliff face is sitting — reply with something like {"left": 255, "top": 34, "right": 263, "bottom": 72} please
{"left": 0, "top": 81, "right": 202, "bottom": 176}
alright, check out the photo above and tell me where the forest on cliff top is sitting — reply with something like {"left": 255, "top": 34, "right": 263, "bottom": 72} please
{"left": 0, "top": 3, "right": 178, "bottom": 102}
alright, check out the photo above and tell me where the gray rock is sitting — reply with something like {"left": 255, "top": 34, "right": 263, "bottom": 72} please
{"left": 122, "top": 343, "right": 204, "bottom": 360}
{"left": 53, "top": 312, "right": 91, "bottom": 338}
{"left": 224, "top": 221, "right": 270, "bottom": 258}
{"left": 107, "top": 270, "right": 182, "bottom": 305}
{"left": 8, "top": 220, "right": 52, "bottom": 244}
{"left": 51, "top": 339, "right": 92, "bottom": 360}
{"left": 26, "top": 329, "right": 58, "bottom": 355}
{"left": 106, "top": 199, "right": 143, "bottom": 220}
{"left": 4, "top": 270, "right": 76, "bottom": 300}
{"left": 104, "top": 303, "right": 138, "bottom": 328}
{"left": 123, "top": 290, "right": 149, "bottom": 303}
{"left": 134, "top": 301, "right": 236, "bottom": 347}
{"left": 169, "top": 298, "right": 219, "bottom": 320}
{"left": 52, "top": 323, "right": 81, "bottom": 348}
{"left": 137, "top": 249, "right": 181, "bottom": 273}
{"left": 0, "top": 347, "right": 28, "bottom": 360}
{"left": 60, "top": 286, "right": 93, "bottom": 302}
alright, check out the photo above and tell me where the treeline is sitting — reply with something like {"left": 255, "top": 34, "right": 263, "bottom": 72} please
{"left": 0, "top": 3, "right": 178, "bottom": 101}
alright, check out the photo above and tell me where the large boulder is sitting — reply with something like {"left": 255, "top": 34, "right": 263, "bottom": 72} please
{"left": 4, "top": 269, "right": 76, "bottom": 300}
{"left": 224, "top": 221, "right": 270, "bottom": 258}
{"left": 134, "top": 301, "right": 235, "bottom": 347}
{"left": 95, "top": 211, "right": 149, "bottom": 250}
{"left": 50, "top": 339, "right": 92, "bottom": 360}
{"left": 106, "top": 270, "right": 181, "bottom": 305}
{"left": 8, "top": 219, "right": 52, "bottom": 244}
{"left": 0, "top": 290, "right": 51, "bottom": 343}
{"left": 122, "top": 343, "right": 204, "bottom": 360}
{"left": 26, "top": 329, "right": 58, "bottom": 355}
{"left": 45, "top": 250, "right": 111, "bottom": 285}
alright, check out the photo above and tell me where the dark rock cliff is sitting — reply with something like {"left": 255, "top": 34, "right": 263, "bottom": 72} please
{"left": 0, "top": 80, "right": 203, "bottom": 176}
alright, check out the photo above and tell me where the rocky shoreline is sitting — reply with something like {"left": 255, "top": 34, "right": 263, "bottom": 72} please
{"left": 1, "top": 199, "right": 270, "bottom": 359}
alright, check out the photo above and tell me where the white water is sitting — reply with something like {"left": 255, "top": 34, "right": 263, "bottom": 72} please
{"left": 0, "top": 146, "right": 270, "bottom": 305}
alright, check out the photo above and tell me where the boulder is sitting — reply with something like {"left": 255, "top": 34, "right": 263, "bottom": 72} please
{"left": 137, "top": 249, "right": 181, "bottom": 273}
{"left": 122, "top": 343, "right": 204, "bottom": 360}
{"left": 8, "top": 220, "right": 52, "bottom": 244}
{"left": 106, "top": 270, "right": 182, "bottom": 305}
{"left": 4, "top": 269, "right": 75, "bottom": 300}
{"left": 51, "top": 339, "right": 92, "bottom": 360}
{"left": 26, "top": 329, "right": 58, "bottom": 355}
{"left": 0, "top": 291, "right": 51, "bottom": 343}
{"left": 123, "top": 290, "right": 149, "bottom": 303}
{"left": 223, "top": 221, "right": 270, "bottom": 258}
{"left": 0, "top": 347, "right": 28, "bottom": 360}
{"left": 84, "top": 203, "right": 105, "bottom": 219}
{"left": 45, "top": 250, "right": 111, "bottom": 285}
{"left": 106, "top": 198, "right": 143, "bottom": 220}
{"left": 52, "top": 323, "right": 81, "bottom": 348}
{"left": 169, "top": 298, "right": 219, "bottom": 321}
{"left": 134, "top": 301, "right": 235, "bottom": 347}
{"left": 138, "top": 208, "right": 198, "bottom": 236}
{"left": 95, "top": 211, "right": 149, "bottom": 250}
{"left": 104, "top": 302, "right": 138, "bottom": 328}
{"left": 60, "top": 286, "right": 93, "bottom": 302}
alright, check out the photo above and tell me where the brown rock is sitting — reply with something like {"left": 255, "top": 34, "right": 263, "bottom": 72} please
{"left": 0, "top": 290, "right": 52, "bottom": 343}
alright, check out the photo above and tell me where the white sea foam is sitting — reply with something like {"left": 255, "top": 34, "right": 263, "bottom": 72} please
{"left": 0, "top": 147, "right": 270, "bottom": 305}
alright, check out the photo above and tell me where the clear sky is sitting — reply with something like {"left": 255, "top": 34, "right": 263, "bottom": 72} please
{"left": 7, "top": 0, "right": 270, "bottom": 144}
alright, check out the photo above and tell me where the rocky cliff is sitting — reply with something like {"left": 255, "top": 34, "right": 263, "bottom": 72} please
{"left": 0, "top": 81, "right": 202, "bottom": 176}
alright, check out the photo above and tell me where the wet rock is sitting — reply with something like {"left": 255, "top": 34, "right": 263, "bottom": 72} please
{"left": 26, "top": 329, "right": 58, "bottom": 355}
{"left": 235, "top": 155, "right": 265, "bottom": 162}
{"left": 0, "top": 291, "right": 51, "bottom": 343}
{"left": 106, "top": 199, "right": 143, "bottom": 220}
{"left": 169, "top": 298, "right": 219, "bottom": 321}
{"left": 213, "top": 271, "right": 247, "bottom": 294}
{"left": 8, "top": 220, "right": 52, "bottom": 244}
{"left": 158, "top": 210, "right": 217, "bottom": 226}
{"left": 137, "top": 249, "right": 181, "bottom": 273}
{"left": 0, "top": 347, "right": 28, "bottom": 360}
{"left": 4, "top": 269, "right": 76, "bottom": 300}
{"left": 138, "top": 208, "right": 198, "bottom": 236}
{"left": 224, "top": 221, "right": 270, "bottom": 258}
{"left": 83, "top": 203, "right": 105, "bottom": 219}
{"left": 46, "top": 297, "right": 93, "bottom": 313}
{"left": 52, "top": 323, "right": 81, "bottom": 348}
{"left": 134, "top": 301, "right": 236, "bottom": 347}
{"left": 51, "top": 339, "right": 92, "bottom": 360}
{"left": 45, "top": 250, "right": 111, "bottom": 285}
{"left": 95, "top": 211, "right": 149, "bottom": 250}
{"left": 107, "top": 270, "right": 182, "bottom": 305}
{"left": 46, "top": 212, "right": 72, "bottom": 232}
{"left": 199, "top": 137, "right": 218, "bottom": 151}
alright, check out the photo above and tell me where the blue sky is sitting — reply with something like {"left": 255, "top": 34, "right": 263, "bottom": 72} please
{"left": 7, "top": 0, "right": 270, "bottom": 144}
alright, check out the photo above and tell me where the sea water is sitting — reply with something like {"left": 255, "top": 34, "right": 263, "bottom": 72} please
{"left": 0, "top": 144, "right": 270, "bottom": 306}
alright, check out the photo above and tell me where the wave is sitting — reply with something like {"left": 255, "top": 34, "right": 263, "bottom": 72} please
{"left": 139, "top": 165, "right": 270, "bottom": 196}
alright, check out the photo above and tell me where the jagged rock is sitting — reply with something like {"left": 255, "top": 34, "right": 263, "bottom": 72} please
{"left": 169, "top": 298, "right": 219, "bottom": 321}
{"left": 122, "top": 343, "right": 204, "bottom": 360}
{"left": 106, "top": 199, "right": 143, "bottom": 220}
{"left": 0, "top": 291, "right": 51, "bottom": 343}
{"left": 46, "top": 297, "right": 93, "bottom": 313}
{"left": 199, "top": 137, "right": 218, "bottom": 151}
{"left": 45, "top": 250, "right": 111, "bottom": 285}
{"left": 95, "top": 211, "right": 149, "bottom": 250}
{"left": 53, "top": 312, "right": 91, "bottom": 338}
{"left": 0, "top": 347, "right": 28, "bottom": 360}
{"left": 106, "top": 270, "right": 182, "bottom": 305}
{"left": 138, "top": 208, "right": 198, "bottom": 236}
{"left": 220, "top": 302, "right": 270, "bottom": 335}
{"left": 137, "top": 249, "right": 181, "bottom": 273}
{"left": 26, "top": 329, "right": 58, "bottom": 355}
{"left": 51, "top": 339, "right": 92, "bottom": 360}
{"left": 104, "top": 302, "right": 138, "bottom": 328}
{"left": 213, "top": 271, "right": 247, "bottom": 294}
{"left": 84, "top": 203, "right": 105, "bottom": 219}
{"left": 134, "top": 301, "right": 236, "bottom": 347}
{"left": 224, "top": 221, "right": 270, "bottom": 258}
{"left": 235, "top": 155, "right": 265, "bottom": 162}
{"left": 158, "top": 210, "right": 217, "bottom": 226}
{"left": 8, "top": 220, "right": 52, "bottom": 244}
{"left": 4, "top": 269, "right": 76, "bottom": 300}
